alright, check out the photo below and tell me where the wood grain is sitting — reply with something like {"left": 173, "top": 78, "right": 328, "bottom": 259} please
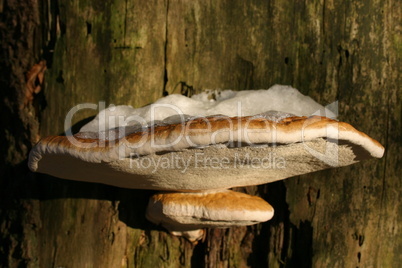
{"left": 0, "top": 0, "right": 400, "bottom": 267}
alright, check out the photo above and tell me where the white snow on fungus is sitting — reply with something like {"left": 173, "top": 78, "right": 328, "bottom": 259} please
{"left": 79, "top": 85, "right": 336, "bottom": 139}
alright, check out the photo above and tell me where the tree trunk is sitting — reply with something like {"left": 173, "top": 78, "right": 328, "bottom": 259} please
{"left": 1, "top": 0, "right": 400, "bottom": 267}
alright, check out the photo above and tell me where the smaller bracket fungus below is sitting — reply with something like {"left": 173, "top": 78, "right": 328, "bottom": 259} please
{"left": 28, "top": 85, "right": 384, "bottom": 241}
{"left": 146, "top": 190, "right": 274, "bottom": 242}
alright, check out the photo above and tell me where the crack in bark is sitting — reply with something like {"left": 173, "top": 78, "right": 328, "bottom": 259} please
{"left": 51, "top": 241, "right": 58, "bottom": 268}
{"left": 322, "top": 0, "right": 326, "bottom": 36}
{"left": 123, "top": 0, "right": 128, "bottom": 47}
{"left": 378, "top": 81, "right": 390, "bottom": 227}
{"left": 162, "top": 0, "right": 169, "bottom": 96}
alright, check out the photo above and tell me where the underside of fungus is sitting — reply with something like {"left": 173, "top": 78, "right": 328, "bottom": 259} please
{"left": 28, "top": 87, "right": 385, "bottom": 241}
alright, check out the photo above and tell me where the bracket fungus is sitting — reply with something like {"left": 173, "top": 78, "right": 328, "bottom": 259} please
{"left": 29, "top": 85, "right": 384, "bottom": 241}
{"left": 146, "top": 190, "right": 274, "bottom": 241}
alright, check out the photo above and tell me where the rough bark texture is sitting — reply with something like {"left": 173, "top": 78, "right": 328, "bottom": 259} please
{"left": 0, "top": 0, "right": 400, "bottom": 267}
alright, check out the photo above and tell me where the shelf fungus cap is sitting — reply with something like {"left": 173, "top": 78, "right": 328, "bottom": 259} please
{"left": 146, "top": 190, "right": 274, "bottom": 241}
{"left": 28, "top": 115, "right": 385, "bottom": 191}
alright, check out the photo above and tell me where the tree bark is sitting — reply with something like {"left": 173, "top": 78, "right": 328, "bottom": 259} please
{"left": 0, "top": 0, "right": 400, "bottom": 267}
